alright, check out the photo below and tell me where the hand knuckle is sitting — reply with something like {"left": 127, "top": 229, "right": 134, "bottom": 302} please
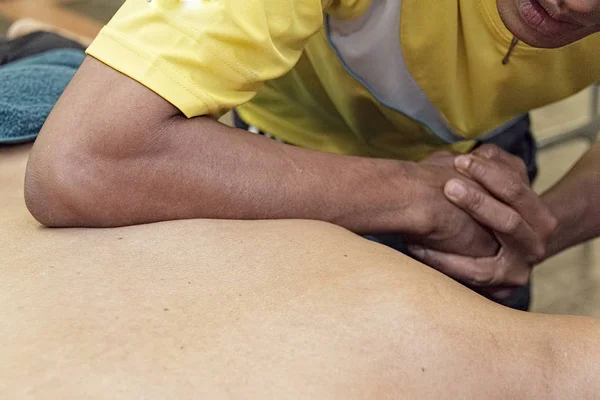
{"left": 471, "top": 273, "right": 494, "bottom": 287}
{"left": 515, "top": 159, "right": 528, "bottom": 177}
{"left": 476, "top": 144, "right": 500, "bottom": 159}
{"left": 467, "top": 190, "right": 485, "bottom": 211}
{"left": 501, "top": 180, "right": 525, "bottom": 202}
{"left": 470, "top": 161, "right": 487, "bottom": 178}
{"left": 509, "top": 272, "right": 530, "bottom": 288}
{"left": 470, "top": 267, "right": 495, "bottom": 286}
{"left": 501, "top": 153, "right": 527, "bottom": 181}
{"left": 502, "top": 211, "right": 523, "bottom": 234}
{"left": 533, "top": 243, "right": 547, "bottom": 262}
{"left": 507, "top": 170, "right": 521, "bottom": 183}
{"left": 416, "top": 210, "right": 438, "bottom": 236}
{"left": 545, "top": 214, "right": 559, "bottom": 237}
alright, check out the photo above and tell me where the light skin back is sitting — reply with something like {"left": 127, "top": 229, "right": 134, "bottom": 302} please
{"left": 14, "top": 1, "right": 600, "bottom": 395}
{"left": 2, "top": 217, "right": 599, "bottom": 398}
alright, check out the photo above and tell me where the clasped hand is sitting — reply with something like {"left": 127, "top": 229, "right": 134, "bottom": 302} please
{"left": 409, "top": 145, "right": 558, "bottom": 301}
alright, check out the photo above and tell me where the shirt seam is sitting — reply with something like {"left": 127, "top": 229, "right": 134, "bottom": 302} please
{"left": 154, "top": 10, "right": 259, "bottom": 83}
{"left": 100, "top": 27, "right": 216, "bottom": 112}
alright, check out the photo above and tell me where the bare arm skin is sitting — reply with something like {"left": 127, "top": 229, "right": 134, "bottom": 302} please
{"left": 542, "top": 142, "right": 600, "bottom": 257}
{"left": 2, "top": 218, "right": 599, "bottom": 398}
{"left": 24, "top": 57, "right": 498, "bottom": 256}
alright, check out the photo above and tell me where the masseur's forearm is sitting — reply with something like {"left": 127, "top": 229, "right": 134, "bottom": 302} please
{"left": 27, "top": 111, "right": 417, "bottom": 230}
{"left": 542, "top": 143, "right": 600, "bottom": 257}
{"left": 84, "top": 118, "right": 416, "bottom": 230}
{"left": 25, "top": 58, "right": 423, "bottom": 230}
{"left": 28, "top": 57, "right": 501, "bottom": 257}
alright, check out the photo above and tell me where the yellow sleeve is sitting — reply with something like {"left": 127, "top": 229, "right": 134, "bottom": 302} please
{"left": 86, "top": 0, "right": 326, "bottom": 118}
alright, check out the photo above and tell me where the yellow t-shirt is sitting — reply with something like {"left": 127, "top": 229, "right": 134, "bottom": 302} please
{"left": 86, "top": 0, "right": 600, "bottom": 161}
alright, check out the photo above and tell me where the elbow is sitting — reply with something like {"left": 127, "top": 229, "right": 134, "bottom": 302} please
{"left": 25, "top": 147, "right": 88, "bottom": 228}
{"left": 24, "top": 136, "right": 113, "bottom": 228}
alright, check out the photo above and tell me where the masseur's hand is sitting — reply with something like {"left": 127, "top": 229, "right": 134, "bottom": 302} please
{"left": 410, "top": 145, "right": 558, "bottom": 299}
{"left": 405, "top": 151, "right": 499, "bottom": 257}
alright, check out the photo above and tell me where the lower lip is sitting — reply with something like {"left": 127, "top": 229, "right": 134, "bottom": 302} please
{"left": 517, "top": 0, "right": 580, "bottom": 37}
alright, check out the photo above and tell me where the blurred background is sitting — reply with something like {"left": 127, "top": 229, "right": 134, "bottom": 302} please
{"left": 1, "top": 0, "right": 598, "bottom": 316}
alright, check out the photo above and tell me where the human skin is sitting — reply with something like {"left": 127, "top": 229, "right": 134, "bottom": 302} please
{"left": 412, "top": 143, "right": 600, "bottom": 301}
{"left": 2, "top": 219, "right": 599, "bottom": 398}
{"left": 24, "top": 0, "right": 600, "bottom": 292}
{"left": 24, "top": 57, "right": 499, "bottom": 257}
{"left": 405, "top": 0, "right": 600, "bottom": 294}
{"left": 497, "top": 0, "right": 600, "bottom": 48}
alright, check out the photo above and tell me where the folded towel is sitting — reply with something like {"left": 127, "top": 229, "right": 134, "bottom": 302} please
{"left": 0, "top": 49, "right": 85, "bottom": 144}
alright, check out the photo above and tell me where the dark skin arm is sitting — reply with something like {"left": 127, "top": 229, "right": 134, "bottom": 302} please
{"left": 543, "top": 142, "right": 600, "bottom": 256}
{"left": 25, "top": 57, "right": 498, "bottom": 256}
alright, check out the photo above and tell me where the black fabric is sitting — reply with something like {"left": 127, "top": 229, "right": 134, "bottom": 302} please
{"left": 233, "top": 110, "right": 250, "bottom": 131}
{"left": 0, "top": 31, "right": 85, "bottom": 67}
{"left": 496, "top": 282, "right": 531, "bottom": 312}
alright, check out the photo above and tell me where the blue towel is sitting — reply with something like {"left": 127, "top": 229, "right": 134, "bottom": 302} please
{"left": 0, "top": 49, "right": 85, "bottom": 144}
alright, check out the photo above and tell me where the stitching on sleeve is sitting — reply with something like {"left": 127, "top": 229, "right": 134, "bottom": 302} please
{"left": 104, "top": 29, "right": 217, "bottom": 112}
{"left": 158, "top": 10, "right": 261, "bottom": 83}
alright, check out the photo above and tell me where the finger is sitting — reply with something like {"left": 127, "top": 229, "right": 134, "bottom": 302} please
{"left": 454, "top": 155, "right": 557, "bottom": 241}
{"left": 479, "top": 287, "right": 514, "bottom": 301}
{"left": 472, "top": 144, "right": 529, "bottom": 184}
{"left": 410, "top": 246, "right": 531, "bottom": 289}
{"left": 476, "top": 287, "right": 522, "bottom": 306}
{"left": 408, "top": 246, "right": 498, "bottom": 287}
{"left": 443, "top": 179, "right": 544, "bottom": 261}
{"left": 405, "top": 220, "right": 499, "bottom": 258}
